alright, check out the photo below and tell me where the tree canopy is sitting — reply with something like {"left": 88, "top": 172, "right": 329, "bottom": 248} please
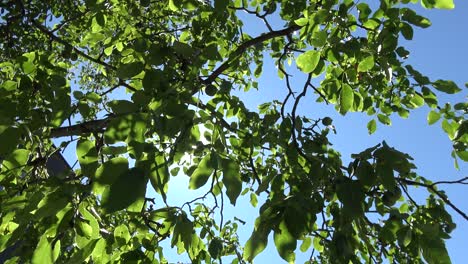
{"left": 0, "top": 0, "right": 467, "bottom": 263}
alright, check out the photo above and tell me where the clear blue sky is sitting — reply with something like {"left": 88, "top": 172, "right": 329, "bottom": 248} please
{"left": 58, "top": 1, "right": 467, "bottom": 263}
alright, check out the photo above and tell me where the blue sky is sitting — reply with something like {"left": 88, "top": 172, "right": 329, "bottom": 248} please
{"left": 57, "top": 1, "right": 467, "bottom": 263}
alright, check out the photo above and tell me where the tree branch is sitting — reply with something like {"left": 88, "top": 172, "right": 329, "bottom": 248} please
{"left": 48, "top": 99, "right": 235, "bottom": 139}
{"left": 30, "top": 19, "right": 117, "bottom": 71}
{"left": 398, "top": 178, "right": 468, "bottom": 221}
{"left": 30, "top": 18, "right": 136, "bottom": 93}
{"left": 203, "top": 24, "right": 300, "bottom": 85}
{"left": 432, "top": 177, "right": 468, "bottom": 186}
{"left": 50, "top": 117, "right": 111, "bottom": 138}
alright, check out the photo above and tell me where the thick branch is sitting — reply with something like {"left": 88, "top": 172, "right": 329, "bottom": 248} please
{"left": 49, "top": 99, "right": 235, "bottom": 138}
{"left": 50, "top": 118, "right": 111, "bottom": 138}
{"left": 203, "top": 24, "right": 300, "bottom": 85}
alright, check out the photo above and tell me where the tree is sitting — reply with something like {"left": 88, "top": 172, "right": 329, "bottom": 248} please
{"left": 0, "top": 0, "right": 466, "bottom": 263}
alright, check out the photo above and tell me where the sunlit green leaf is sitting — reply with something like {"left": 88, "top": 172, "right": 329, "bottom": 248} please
{"left": 422, "top": 0, "right": 455, "bottom": 9}
{"left": 367, "top": 119, "right": 377, "bottom": 134}
{"left": 274, "top": 220, "right": 296, "bottom": 263}
{"left": 300, "top": 237, "right": 312, "bottom": 252}
{"left": 377, "top": 114, "right": 392, "bottom": 125}
{"left": 339, "top": 84, "right": 354, "bottom": 114}
{"left": 357, "top": 55, "right": 374, "bottom": 72}
{"left": 77, "top": 139, "right": 98, "bottom": 177}
{"left": 32, "top": 235, "right": 53, "bottom": 264}
{"left": 296, "top": 50, "right": 320, "bottom": 73}
{"left": 427, "top": 110, "right": 441, "bottom": 125}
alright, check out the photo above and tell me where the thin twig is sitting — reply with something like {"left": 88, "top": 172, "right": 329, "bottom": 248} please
{"left": 398, "top": 178, "right": 468, "bottom": 221}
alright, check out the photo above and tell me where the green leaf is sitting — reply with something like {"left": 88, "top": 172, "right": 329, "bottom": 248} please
{"left": 34, "top": 191, "right": 69, "bottom": 219}
{"left": 442, "top": 119, "right": 457, "bottom": 140}
{"left": 422, "top": 0, "right": 455, "bottom": 9}
{"left": 93, "top": 157, "right": 128, "bottom": 192}
{"left": 116, "top": 62, "right": 144, "bottom": 79}
{"left": 357, "top": 55, "right": 374, "bottom": 72}
{"left": 214, "top": 0, "right": 228, "bottom": 12}
{"left": 456, "top": 151, "right": 468, "bottom": 162}
{"left": 0, "top": 126, "right": 20, "bottom": 155}
{"left": 433, "top": 80, "right": 461, "bottom": 94}
{"left": 397, "top": 226, "right": 412, "bottom": 248}
{"left": 421, "top": 237, "right": 451, "bottom": 264}
{"left": 221, "top": 159, "right": 242, "bottom": 205}
{"left": 78, "top": 203, "right": 100, "bottom": 239}
{"left": 337, "top": 179, "right": 365, "bottom": 218}
{"left": 114, "top": 224, "right": 131, "bottom": 246}
{"left": 427, "top": 110, "right": 441, "bottom": 125}
{"left": 21, "top": 60, "right": 36, "bottom": 74}
{"left": 376, "top": 162, "right": 396, "bottom": 190}
{"left": 435, "top": 0, "right": 455, "bottom": 9}
{"left": 77, "top": 139, "right": 98, "bottom": 177}
{"left": 95, "top": 12, "right": 106, "bottom": 27}
{"left": 2, "top": 80, "right": 18, "bottom": 91}
{"left": 148, "top": 152, "right": 170, "bottom": 202}
{"left": 171, "top": 215, "right": 194, "bottom": 251}
{"left": 108, "top": 100, "right": 138, "bottom": 114}
{"left": 294, "top": 17, "right": 308, "bottom": 26}
{"left": 296, "top": 50, "right": 320, "bottom": 73}
{"left": 91, "top": 239, "right": 108, "bottom": 263}
{"left": 101, "top": 146, "right": 127, "bottom": 155}
{"left": 168, "top": 0, "right": 178, "bottom": 11}
{"left": 273, "top": 220, "right": 296, "bottom": 263}
{"left": 377, "top": 114, "right": 391, "bottom": 125}
{"left": 173, "top": 41, "right": 193, "bottom": 57}
{"left": 339, "top": 84, "right": 354, "bottom": 114}
{"left": 311, "top": 30, "right": 328, "bottom": 47}
{"left": 356, "top": 160, "right": 377, "bottom": 188}
{"left": 68, "top": 239, "right": 99, "bottom": 264}
{"left": 300, "top": 237, "right": 312, "bottom": 252}
{"left": 410, "top": 93, "right": 425, "bottom": 108}
{"left": 402, "top": 9, "right": 432, "bottom": 28}
{"left": 208, "top": 238, "right": 223, "bottom": 259}
{"left": 2, "top": 149, "right": 30, "bottom": 176}
{"left": 189, "top": 153, "right": 215, "bottom": 189}
{"left": 243, "top": 228, "right": 269, "bottom": 262}
{"left": 356, "top": 3, "right": 371, "bottom": 21}
{"left": 250, "top": 192, "right": 258, "bottom": 207}
{"left": 367, "top": 119, "right": 377, "bottom": 134}
{"left": 52, "top": 240, "right": 61, "bottom": 262}
{"left": 101, "top": 168, "right": 147, "bottom": 213}
{"left": 400, "top": 22, "right": 414, "bottom": 40}
{"left": 77, "top": 220, "right": 93, "bottom": 239}
{"left": 313, "top": 236, "right": 324, "bottom": 252}
{"left": 32, "top": 235, "right": 53, "bottom": 264}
